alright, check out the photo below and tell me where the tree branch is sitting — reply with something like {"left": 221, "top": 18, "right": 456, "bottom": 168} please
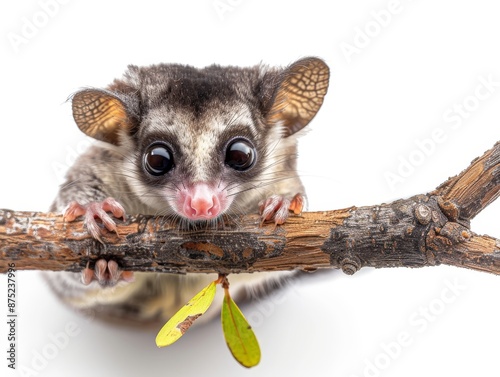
{"left": 1, "top": 142, "right": 499, "bottom": 276}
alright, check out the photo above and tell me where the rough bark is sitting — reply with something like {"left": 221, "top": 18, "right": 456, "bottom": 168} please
{"left": 0, "top": 142, "right": 499, "bottom": 276}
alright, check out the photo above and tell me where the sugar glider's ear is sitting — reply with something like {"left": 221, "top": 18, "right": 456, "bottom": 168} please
{"left": 264, "top": 57, "right": 329, "bottom": 137}
{"left": 71, "top": 85, "right": 138, "bottom": 145}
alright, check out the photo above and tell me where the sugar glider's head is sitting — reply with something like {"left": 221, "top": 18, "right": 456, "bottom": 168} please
{"left": 71, "top": 58, "right": 329, "bottom": 222}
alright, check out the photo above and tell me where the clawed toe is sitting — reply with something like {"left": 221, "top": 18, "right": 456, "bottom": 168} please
{"left": 81, "top": 259, "right": 134, "bottom": 286}
{"left": 259, "top": 193, "right": 304, "bottom": 225}
{"left": 64, "top": 197, "right": 126, "bottom": 243}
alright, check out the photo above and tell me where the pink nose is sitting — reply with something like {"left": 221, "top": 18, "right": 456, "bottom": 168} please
{"left": 182, "top": 183, "right": 221, "bottom": 220}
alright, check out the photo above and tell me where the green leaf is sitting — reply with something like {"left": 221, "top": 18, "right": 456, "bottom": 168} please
{"left": 221, "top": 291, "right": 261, "bottom": 368}
{"left": 156, "top": 281, "right": 217, "bottom": 347}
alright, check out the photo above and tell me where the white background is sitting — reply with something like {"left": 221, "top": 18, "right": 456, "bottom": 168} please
{"left": 1, "top": 1, "right": 499, "bottom": 376}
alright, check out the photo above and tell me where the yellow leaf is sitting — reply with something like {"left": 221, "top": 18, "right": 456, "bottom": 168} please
{"left": 221, "top": 291, "right": 261, "bottom": 368}
{"left": 156, "top": 281, "right": 217, "bottom": 347}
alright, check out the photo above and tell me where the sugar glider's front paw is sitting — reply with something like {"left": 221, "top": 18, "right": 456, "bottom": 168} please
{"left": 259, "top": 193, "right": 304, "bottom": 225}
{"left": 64, "top": 197, "right": 126, "bottom": 242}
{"left": 63, "top": 197, "right": 132, "bottom": 286}
{"left": 81, "top": 259, "right": 134, "bottom": 286}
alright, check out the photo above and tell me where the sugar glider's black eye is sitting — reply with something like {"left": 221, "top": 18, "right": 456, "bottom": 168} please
{"left": 225, "top": 138, "right": 256, "bottom": 171}
{"left": 144, "top": 143, "right": 174, "bottom": 176}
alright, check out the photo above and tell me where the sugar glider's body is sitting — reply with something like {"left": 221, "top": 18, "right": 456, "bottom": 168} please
{"left": 44, "top": 58, "right": 329, "bottom": 323}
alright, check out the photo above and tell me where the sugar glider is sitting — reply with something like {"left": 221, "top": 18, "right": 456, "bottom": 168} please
{"left": 44, "top": 57, "right": 330, "bottom": 323}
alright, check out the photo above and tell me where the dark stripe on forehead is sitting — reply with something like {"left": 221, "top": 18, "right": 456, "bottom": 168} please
{"left": 140, "top": 65, "right": 240, "bottom": 117}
